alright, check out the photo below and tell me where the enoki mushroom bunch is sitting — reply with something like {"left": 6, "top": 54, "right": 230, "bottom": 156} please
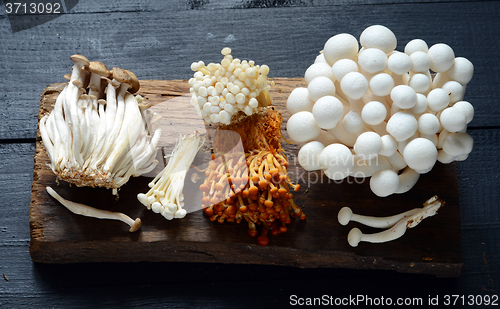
{"left": 40, "top": 54, "right": 161, "bottom": 195}
{"left": 189, "top": 47, "right": 272, "bottom": 125}
{"left": 200, "top": 108, "right": 305, "bottom": 246}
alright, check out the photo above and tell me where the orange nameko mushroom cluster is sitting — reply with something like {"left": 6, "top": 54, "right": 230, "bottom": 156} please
{"left": 200, "top": 107, "right": 305, "bottom": 246}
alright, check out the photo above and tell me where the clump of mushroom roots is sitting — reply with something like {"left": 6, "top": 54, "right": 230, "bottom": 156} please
{"left": 201, "top": 107, "right": 305, "bottom": 246}
{"left": 39, "top": 55, "right": 161, "bottom": 195}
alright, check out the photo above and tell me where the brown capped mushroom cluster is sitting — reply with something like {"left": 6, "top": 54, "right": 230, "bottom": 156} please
{"left": 39, "top": 55, "right": 161, "bottom": 196}
{"left": 200, "top": 107, "right": 305, "bottom": 246}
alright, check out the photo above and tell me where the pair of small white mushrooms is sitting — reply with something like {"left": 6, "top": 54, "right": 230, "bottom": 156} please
{"left": 288, "top": 25, "right": 475, "bottom": 197}
{"left": 338, "top": 195, "right": 443, "bottom": 246}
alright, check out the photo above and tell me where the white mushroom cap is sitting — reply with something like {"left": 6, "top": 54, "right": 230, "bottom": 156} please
{"left": 379, "top": 134, "right": 398, "bottom": 157}
{"left": 341, "top": 72, "right": 369, "bottom": 100}
{"left": 404, "top": 39, "right": 429, "bottom": 55}
{"left": 362, "top": 101, "right": 387, "bottom": 125}
{"left": 342, "top": 110, "right": 364, "bottom": 134}
{"left": 420, "top": 133, "right": 439, "bottom": 147}
{"left": 386, "top": 111, "right": 418, "bottom": 142}
{"left": 331, "top": 59, "right": 359, "bottom": 81}
{"left": 403, "top": 138, "right": 438, "bottom": 172}
{"left": 304, "top": 62, "right": 336, "bottom": 84}
{"left": 314, "top": 53, "right": 327, "bottom": 64}
{"left": 447, "top": 57, "right": 474, "bottom": 85}
{"left": 319, "top": 143, "right": 354, "bottom": 180}
{"left": 286, "top": 87, "right": 314, "bottom": 114}
{"left": 354, "top": 132, "right": 382, "bottom": 160}
{"left": 442, "top": 132, "right": 473, "bottom": 156}
{"left": 418, "top": 113, "right": 440, "bottom": 135}
{"left": 409, "top": 51, "right": 431, "bottom": 73}
{"left": 442, "top": 81, "right": 464, "bottom": 104}
{"left": 369, "top": 73, "right": 394, "bottom": 96}
{"left": 427, "top": 43, "right": 455, "bottom": 73}
{"left": 427, "top": 88, "right": 450, "bottom": 112}
{"left": 390, "top": 85, "right": 417, "bottom": 109}
{"left": 286, "top": 111, "right": 321, "bottom": 143}
{"left": 369, "top": 169, "right": 400, "bottom": 197}
{"left": 360, "top": 25, "right": 397, "bottom": 54}
{"left": 411, "top": 93, "right": 429, "bottom": 115}
{"left": 388, "top": 52, "right": 412, "bottom": 75}
{"left": 453, "top": 101, "right": 474, "bottom": 123}
{"left": 440, "top": 107, "right": 467, "bottom": 132}
{"left": 358, "top": 48, "right": 388, "bottom": 73}
{"left": 323, "top": 33, "right": 359, "bottom": 66}
{"left": 308, "top": 76, "right": 336, "bottom": 102}
{"left": 408, "top": 73, "right": 431, "bottom": 93}
{"left": 298, "top": 141, "right": 325, "bottom": 171}
{"left": 312, "top": 95, "right": 344, "bottom": 129}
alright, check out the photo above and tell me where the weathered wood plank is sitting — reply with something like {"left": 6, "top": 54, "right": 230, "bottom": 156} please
{"left": 29, "top": 79, "right": 463, "bottom": 277}
{"left": 1, "top": 1, "right": 499, "bottom": 140}
{"left": 1, "top": 127, "right": 499, "bottom": 306}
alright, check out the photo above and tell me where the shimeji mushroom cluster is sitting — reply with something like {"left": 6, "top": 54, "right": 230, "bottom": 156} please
{"left": 288, "top": 25, "right": 475, "bottom": 197}
{"left": 189, "top": 47, "right": 272, "bottom": 125}
{"left": 40, "top": 55, "right": 161, "bottom": 195}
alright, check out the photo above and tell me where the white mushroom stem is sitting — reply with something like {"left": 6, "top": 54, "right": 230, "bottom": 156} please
{"left": 137, "top": 133, "right": 205, "bottom": 220}
{"left": 338, "top": 206, "right": 421, "bottom": 229}
{"left": 46, "top": 186, "right": 141, "bottom": 232}
{"left": 346, "top": 195, "right": 444, "bottom": 247}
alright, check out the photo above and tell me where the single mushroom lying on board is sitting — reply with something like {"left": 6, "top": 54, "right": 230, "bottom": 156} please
{"left": 46, "top": 187, "right": 141, "bottom": 232}
{"left": 338, "top": 195, "right": 444, "bottom": 247}
{"left": 39, "top": 55, "right": 161, "bottom": 196}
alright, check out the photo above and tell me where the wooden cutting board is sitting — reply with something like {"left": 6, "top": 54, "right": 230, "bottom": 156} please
{"left": 29, "top": 78, "right": 462, "bottom": 277}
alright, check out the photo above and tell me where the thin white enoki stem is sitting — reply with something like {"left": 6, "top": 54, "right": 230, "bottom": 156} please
{"left": 46, "top": 186, "right": 141, "bottom": 232}
{"left": 131, "top": 127, "right": 161, "bottom": 169}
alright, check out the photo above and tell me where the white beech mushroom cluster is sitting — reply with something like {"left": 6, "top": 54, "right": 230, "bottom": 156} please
{"left": 189, "top": 47, "right": 272, "bottom": 125}
{"left": 137, "top": 133, "right": 205, "bottom": 220}
{"left": 288, "top": 25, "right": 475, "bottom": 197}
{"left": 338, "top": 195, "right": 444, "bottom": 246}
{"left": 40, "top": 55, "right": 161, "bottom": 195}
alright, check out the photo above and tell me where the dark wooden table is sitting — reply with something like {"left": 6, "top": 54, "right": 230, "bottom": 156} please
{"left": 1, "top": 1, "right": 499, "bottom": 307}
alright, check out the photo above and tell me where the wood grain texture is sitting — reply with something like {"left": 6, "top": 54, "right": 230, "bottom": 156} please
{"left": 1, "top": 1, "right": 499, "bottom": 140}
{"left": 29, "top": 78, "right": 462, "bottom": 277}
